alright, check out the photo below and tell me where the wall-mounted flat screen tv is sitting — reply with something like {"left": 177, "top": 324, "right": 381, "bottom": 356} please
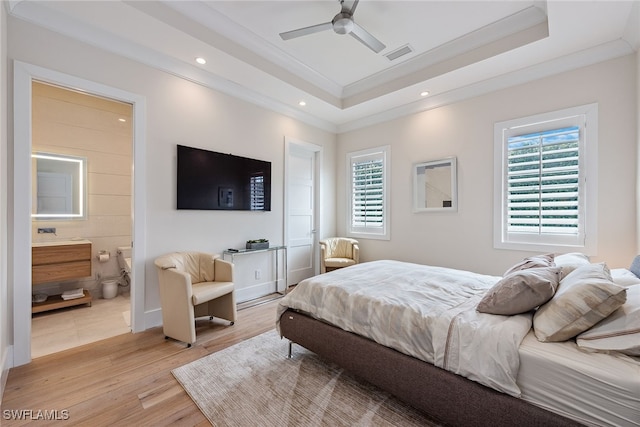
{"left": 177, "top": 144, "right": 271, "bottom": 211}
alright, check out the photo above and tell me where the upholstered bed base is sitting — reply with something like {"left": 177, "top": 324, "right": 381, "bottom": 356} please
{"left": 279, "top": 308, "right": 583, "bottom": 427}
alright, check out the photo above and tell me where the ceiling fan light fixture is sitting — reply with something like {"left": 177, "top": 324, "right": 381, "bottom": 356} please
{"left": 279, "top": 0, "right": 384, "bottom": 53}
{"left": 332, "top": 13, "right": 354, "bottom": 35}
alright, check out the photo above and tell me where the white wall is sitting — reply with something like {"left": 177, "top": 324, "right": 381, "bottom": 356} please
{"left": 1, "top": 0, "right": 10, "bottom": 400}
{"left": 337, "top": 55, "right": 638, "bottom": 275}
{"left": 6, "top": 18, "right": 336, "bottom": 327}
{"left": 637, "top": 51, "right": 640, "bottom": 254}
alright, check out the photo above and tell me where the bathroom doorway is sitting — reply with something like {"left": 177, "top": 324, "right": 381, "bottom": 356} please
{"left": 12, "top": 61, "right": 147, "bottom": 366}
{"left": 30, "top": 81, "right": 134, "bottom": 358}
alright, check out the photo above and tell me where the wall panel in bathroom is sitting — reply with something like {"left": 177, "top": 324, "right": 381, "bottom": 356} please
{"left": 31, "top": 81, "right": 133, "bottom": 297}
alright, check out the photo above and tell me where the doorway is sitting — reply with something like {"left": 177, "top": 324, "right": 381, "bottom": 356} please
{"left": 285, "top": 138, "right": 322, "bottom": 286}
{"left": 12, "top": 61, "right": 146, "bottom": 366}
{"left": 30, "top": 81, "right": 133, "bottom": 358}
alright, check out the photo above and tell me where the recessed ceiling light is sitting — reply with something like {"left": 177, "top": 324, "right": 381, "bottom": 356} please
{"left": 118, "top": 118, "right": 127, "bottom": 122}
{"left": 195, "top": 57, "right": 207, "bottom": 65}
{"left": 298, "top": 101, "right": 306, "bottom": 106}
{"left": 420, "top": 91, "right": 430, "bottom": 97}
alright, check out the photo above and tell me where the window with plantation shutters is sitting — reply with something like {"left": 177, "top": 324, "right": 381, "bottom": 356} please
{"left": 347, "top": 146, "right": 390, "bottom": 240}
{"left": 250, "top": 174, "right": 265, "bottom": 211}
{"left": 494, "top": 104, "right": 598, "bottom": 253}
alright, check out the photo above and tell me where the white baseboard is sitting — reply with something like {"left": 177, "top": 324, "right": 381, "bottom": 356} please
{"left": 236, "top": 281, "right": 276, "bottom": 303}
{"left": 0, "top": 345, "right": 13, "bottom": 406}
{"left": 143, "top": 308, "right": 162, "bottom": 331}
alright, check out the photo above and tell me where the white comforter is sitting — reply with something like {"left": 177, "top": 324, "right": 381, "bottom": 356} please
{"left": 277, "top": 260, "right": 533, "bottom": 397}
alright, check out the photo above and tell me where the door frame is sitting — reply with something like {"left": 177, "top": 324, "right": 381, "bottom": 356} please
{"left": 12, "top": 61, "right": 147, "bottom": 366}
{"left": 284, "top": 137, "right": 322, "bottom": 284}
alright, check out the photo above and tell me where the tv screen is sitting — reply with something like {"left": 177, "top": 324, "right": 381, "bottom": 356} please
{"left": 177, "top": 145, "right": 271, "bottom": 211}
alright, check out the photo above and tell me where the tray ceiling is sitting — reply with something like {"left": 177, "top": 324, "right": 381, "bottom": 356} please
{"left": 7, "top": 0, "right": 639, "bottom": 132}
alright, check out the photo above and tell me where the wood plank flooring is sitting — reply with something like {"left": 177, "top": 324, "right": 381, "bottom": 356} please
{"left": 1, "top": 298, "right": 281, "bottom": 426}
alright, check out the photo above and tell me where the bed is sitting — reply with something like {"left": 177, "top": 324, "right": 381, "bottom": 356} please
{"left": 276, "top": 256, "right": 640, "bottom": 427}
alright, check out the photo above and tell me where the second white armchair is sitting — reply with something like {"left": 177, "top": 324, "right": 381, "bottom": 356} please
{"left": 319, "top": 237, "right": 359, "bottom": 273}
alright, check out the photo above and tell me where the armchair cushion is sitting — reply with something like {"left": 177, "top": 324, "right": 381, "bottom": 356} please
{"left": 324, "top": 258, "right": 357, "bottom": 269}
{"left": 192, "top": 281, "right": 234, "bottom": 306}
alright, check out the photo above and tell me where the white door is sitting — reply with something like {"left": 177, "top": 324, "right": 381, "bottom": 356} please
{"left": 286, "top": 142, "right": 319, "bottom": 285}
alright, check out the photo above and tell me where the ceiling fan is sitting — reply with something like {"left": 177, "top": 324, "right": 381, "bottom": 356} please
{"left": 279, "top": 0, "right": 386, "bottom": 53}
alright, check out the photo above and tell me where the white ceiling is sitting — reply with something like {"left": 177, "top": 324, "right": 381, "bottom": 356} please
{"left": 7, "top": 0, "right": 640, "bottom": 132}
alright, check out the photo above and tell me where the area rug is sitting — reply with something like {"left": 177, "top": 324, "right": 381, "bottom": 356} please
{"left": 172, "top": 330, "right": 441, "bottom": 426}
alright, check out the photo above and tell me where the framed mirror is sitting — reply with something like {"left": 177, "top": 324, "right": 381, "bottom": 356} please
{"left": 413, "top": 157, "right": 457, "bottom": 212}
{"left": 32, "top": 152, "right": 87, "bottom": 220}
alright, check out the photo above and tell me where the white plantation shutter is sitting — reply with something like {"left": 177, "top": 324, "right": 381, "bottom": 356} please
{"left": 494, "top": 104, "right": 597, "bottom": 252}
{"left": 347, "top": 146, "right": 390, "bottom": 240}
{"left": 507, "top": 126, "right": 580, "bottom": 235}
{"left": 352, "top": 158, "right": 383, "bottom": 227}
{"left": 250, "top": 174, "right": 265, "bottom": 211}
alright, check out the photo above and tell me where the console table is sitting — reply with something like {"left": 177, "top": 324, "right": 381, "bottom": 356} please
{"left": 223, "top": 245, "right": 289, "bottom": 295}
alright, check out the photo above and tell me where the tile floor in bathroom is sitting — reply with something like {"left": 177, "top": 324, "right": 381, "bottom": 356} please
{"left": 31, "top": 293, "right": 131, "bottom": 358}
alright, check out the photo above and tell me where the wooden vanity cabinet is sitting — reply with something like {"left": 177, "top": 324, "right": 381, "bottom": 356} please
{"left": 32, "top": 241, "right": 93, "bottom": 313}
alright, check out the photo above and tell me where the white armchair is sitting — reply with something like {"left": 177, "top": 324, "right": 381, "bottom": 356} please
{"left": 319, "top": 237, "right": 360, "bottom": 273}
{"left": 154, "top": 252, "right": 236, "bottom": 347}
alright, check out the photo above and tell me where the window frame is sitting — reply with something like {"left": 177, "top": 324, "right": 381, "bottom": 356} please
{"left": 493, "top": 104, "right": 598, "bottom": 254}
{"left": 346, "top": 145, "right": 390, "bottom": 240}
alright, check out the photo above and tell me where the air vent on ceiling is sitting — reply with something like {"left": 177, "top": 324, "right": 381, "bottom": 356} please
{"left": 384, "top": 44, "right": 413, "bottom": 61}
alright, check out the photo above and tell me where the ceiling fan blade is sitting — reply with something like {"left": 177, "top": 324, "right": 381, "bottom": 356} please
{"left": 349, "top": 22, "right": 385, "bottom": 53}
{"left": 348, "top": 0, "right": 360, "bottom": 15}
{"left": 279, "top": 22, "right": 333, "bottom": 40}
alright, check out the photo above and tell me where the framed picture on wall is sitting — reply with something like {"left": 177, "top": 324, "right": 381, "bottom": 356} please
{"left": 413, "top": 157, "right": 457, "bottom": 212}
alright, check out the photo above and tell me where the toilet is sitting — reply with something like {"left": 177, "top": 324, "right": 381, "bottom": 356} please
{"left": 117, "top": 246, "right": 132, "bottom": 290}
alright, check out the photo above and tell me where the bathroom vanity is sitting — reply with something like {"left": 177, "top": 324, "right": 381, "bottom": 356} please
{"left": 32, "top": 240, "right": 92, "bottom": 313}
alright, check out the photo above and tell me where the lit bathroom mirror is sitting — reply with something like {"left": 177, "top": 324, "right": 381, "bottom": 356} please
{"left": 413, "top": 157, "right": 457, "bottom": 212}
{"left": 32, "top": 152, "right": 87, "bottom": 220}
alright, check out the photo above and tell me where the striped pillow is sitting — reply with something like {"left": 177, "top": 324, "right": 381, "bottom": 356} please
{"left": 533, "top": 263, "right": 627, "bottom": 342}
{"left": 576, "top": 284, "right": 640, "bottom": 356}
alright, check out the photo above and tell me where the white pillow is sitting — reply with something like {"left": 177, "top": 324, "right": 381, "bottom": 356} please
{"left": 554, "top": 252, "right": 590, "bottom": 280}
{"left": 576, "top": 285, "right": 640, "bottom": 356}
{"left": 503, "top": 253, "right": 555, "bottom": 276}
{"left": 533, "top": 263, "right": 627, "bottom": 342}
{"left": 611, "top": 268, "right": 640, "bottom": 287}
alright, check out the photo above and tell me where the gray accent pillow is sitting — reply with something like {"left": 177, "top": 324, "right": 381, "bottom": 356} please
{"left": 533, "top": 263, "right": 627, "bottom": 342}
{"left": 630, "top": 255, "right": 640, "bottom": 279}
{"left": 477, "top": 267, "right": 561, "bottom": 315}
{"left": 503, "top": 253, "right": 555, "bottom": 276}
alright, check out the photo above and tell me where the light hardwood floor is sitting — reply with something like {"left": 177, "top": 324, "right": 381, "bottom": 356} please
{"left": 2, "top": 298, "right": 280, "bottom": 426}
{"left": 31, "top": 294, "right": 131, "bottom": 358}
